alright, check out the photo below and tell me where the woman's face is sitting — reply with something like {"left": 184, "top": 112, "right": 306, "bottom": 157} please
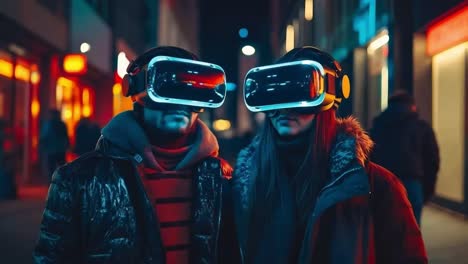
{"left": 269, "top": 109, "right": 316, "bottom": 137}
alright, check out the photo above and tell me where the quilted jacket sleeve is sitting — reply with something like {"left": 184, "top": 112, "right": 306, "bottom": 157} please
{"left": 33, "top": 166, "right": 80, "bottom": 264}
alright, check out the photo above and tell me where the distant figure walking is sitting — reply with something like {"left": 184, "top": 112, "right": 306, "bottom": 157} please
{"left": 39, "top": 109, "right": 69, "bottom": 181}
{"left": 73, "top": 117, "right": 101, "bottom": 156}
{"left": 371, "top": 91, "right": 440, "bottom": 225}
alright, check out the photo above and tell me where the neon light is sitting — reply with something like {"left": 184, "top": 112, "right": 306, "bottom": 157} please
{"left": 82, "top": 105, "right": 91, "bottom": 117}
{"left": 80, "top": 42, "right": 91, "bottom": 53}
{"left": 31, "top": 99, "right": 40, "bottom": 117}
{"left": 113, "top": 83, "right": 122, "bottom": 95}
{"left": 56, "top": 77, "right": 74, "bottom": 106}
{"left": 74, "top": 104, "right": 81, "bottom": 122}
{"left": 427, "top": 6, "right": 468, "bottom": 56}
{"left": 213, "top": 119, "right": 231, "bottom": 131}
{"left": 30, "top": 71, "right": 41, "bottom": 84}
{"left": 117, "top": 52, "right": 130, "bottom": 78}
{"left": 381, "top": 65, "right": 389, "bottom": 111}
{"left": 15, "top": 64, "right": 30, "bottom": 82}
{"left": 0, "top": 59, "right": 13, "bottom": 78}
{"left": 242, "top": 45, "right": 256, "bottom": 56}
{"left": 83, "top": 88, "right": 90, "bottom": 104}
{"left": 63, "top": 54, "right": 87, "bottom": 74}
{"left": 368, "top": 34, "right": 389, "bottom": 53}
{"left": 305, "top": 0, "right": 313, "bottom": 21}
{"left": 286, "top": 25, "right": 295, "bottom": 52}
{"left": 63, "top": 106, "right": 72, "bottom": 119}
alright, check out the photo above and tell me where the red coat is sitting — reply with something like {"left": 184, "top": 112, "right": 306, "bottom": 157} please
{"left": 233, "top": 117, "right": 427, "bottom": 263}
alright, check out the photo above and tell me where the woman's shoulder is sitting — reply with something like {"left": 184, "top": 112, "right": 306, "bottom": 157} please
{"left": 366, "top": 161, "right": 412, "bottom": 209}
{"left": 235, "top": 137, "right": 258, "bottom": 171}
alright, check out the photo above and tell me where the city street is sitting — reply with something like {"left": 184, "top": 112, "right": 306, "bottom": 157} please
{"left": 0, "top": 187, "right": 467, "bottom": 263}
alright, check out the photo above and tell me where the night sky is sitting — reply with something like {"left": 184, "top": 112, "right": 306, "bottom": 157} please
{"left": 199, "top": 0, "right": 271, "bottom": 85}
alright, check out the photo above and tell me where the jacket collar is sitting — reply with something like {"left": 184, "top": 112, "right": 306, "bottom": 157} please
{"left": 234, "top": 117, "right": 374, "bottom": 206}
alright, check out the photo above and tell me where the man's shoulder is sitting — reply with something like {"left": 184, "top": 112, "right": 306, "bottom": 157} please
{"left": 52, "top": 151, "right": 115, "bottom": 183}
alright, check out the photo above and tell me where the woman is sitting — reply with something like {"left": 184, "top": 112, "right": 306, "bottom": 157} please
{"left": 233, "top": 47, "right": 427, "bottom": 263}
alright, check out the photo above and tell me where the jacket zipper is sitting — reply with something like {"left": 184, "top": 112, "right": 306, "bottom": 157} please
{"left": 318, "top": 166, "right": 362, "bottom": 196}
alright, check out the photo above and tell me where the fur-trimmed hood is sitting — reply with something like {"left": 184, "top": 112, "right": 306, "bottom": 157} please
{"left": 233, "top": 116, "right": 374, "bottom": 211}
{"left": 335, "top": 117, "right": 374, "bottom": 166}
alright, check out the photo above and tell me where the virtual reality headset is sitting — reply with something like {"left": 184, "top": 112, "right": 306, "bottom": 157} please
{"left": 125, "top": 56, "right": 227, "bottom": 110}
{"left": 243, "top": 60, "right": 350, "bottom": 114}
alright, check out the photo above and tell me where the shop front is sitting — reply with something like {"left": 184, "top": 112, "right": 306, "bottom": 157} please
{"left": 425, "top": 6, "right": 467, "bottom": 214}
{"left": 0, "top": 47, "right": 42, "bottom": 185}
{"left": 413, "top": 4, "right": 468, "bottom": 214}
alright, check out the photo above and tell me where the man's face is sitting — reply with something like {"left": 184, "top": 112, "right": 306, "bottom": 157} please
{"left": 269, "top": 108, "right": 316, "bottom": 137}
{"left": 143, "top": 105, "right": 198, "bottom": 135}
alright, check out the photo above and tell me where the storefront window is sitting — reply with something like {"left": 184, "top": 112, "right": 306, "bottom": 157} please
{"left": 0, "top": 49, "right": 40, "bottom": 184}
{"left": 0, "top": 51, "right": 13, "bottom": 122}
{"left": 56, "top": 77, "right": 95, "bottom": 148}
{"left": 112, "top": 83, "right": 133, "bottom": 116}
{"left": 366, "top": 30, "right": 389, "bottom": 126}
{"left": 432, "top": 42, "right": 467, "bottom": 202}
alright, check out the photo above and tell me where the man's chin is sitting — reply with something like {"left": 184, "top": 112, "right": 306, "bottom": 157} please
{"left": 160, "top": 124, "right": 189, "bottom": 135}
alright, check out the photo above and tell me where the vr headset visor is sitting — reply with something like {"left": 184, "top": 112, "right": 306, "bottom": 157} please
{"left": 146, "top": 56, "right": 227, "bottom": 109}
{"left": 243, "top": 60, "right": 327, "bottom": 112}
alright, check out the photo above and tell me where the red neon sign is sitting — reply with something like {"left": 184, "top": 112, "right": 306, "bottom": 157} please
{"left": 427, "top": 5, "right": 468, "bottom": 56}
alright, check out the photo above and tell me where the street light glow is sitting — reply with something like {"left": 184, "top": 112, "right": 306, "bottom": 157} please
{"left": 305, "top": 0, "right": 314, "bottom": 21}
{"left": 242, "top": 45, "right": 255, "bottom": 56}
{"left": 80, "top": 42, "right": 91, "bottom": 53}
{"left": 286, "top": 25, "right": 295, "bottom": 52}
{"left": 367, "top": 34, "right": 389, "bottom": 53}
{"left": 239, "top": 28, "right": 249, "bottom": 38}
{"left": 117, "top": 52, "right": 130, "bottom": 78}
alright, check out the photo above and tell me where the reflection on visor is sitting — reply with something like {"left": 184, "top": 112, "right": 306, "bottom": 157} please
{"left": 147, "top": 56, "right": 227, "bottom": 108}
{"left": 244, "top": 60, "right": 326, "bottom": 112}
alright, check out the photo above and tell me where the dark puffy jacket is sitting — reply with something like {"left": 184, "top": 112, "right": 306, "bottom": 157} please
{"left": 233, "top": 117, "right": 427, "bottom": 263}
{"left": 34, "top": 116, "right": 239, "bottom": 263}
{"left": 370, "top": 105, "right": 439, "bottom": 202}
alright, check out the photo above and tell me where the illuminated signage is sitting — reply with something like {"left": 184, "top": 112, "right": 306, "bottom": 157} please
{"left": 427, "top": 6, "right": 468, "bottom": 56}
{"left": 63, "top": 54, "right": 87, "bottom": 74}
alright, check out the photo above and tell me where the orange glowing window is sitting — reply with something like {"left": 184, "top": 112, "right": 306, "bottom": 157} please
{"left": 82, "top": 88, "right": 90, "bottom": 104}
{"left": 82, "top": 87, "right": 94, "bottom": 117}
{"left": 15, "top": 64, "right": 30, "bottom": 82}
{"left": 63, "top": 54, "right": 87, "bottom": 74}
{"left": 113, "top": 83, "right": 122, "bottom": 95}
{"left": 30, "top": 71, "right": 41, "bottom": 85}
{"left": 0, "top": 59, "right": 13, "bottom": 78}
{"left": 31, "top": 99, "right": 40, "bottom": 117}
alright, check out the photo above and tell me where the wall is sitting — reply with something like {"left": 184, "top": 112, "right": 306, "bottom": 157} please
{"left": 0, "top": 0, "right": 68, "bottom": 51}
{"left": 70, "top": 0, "right": 112, "bottom": 74}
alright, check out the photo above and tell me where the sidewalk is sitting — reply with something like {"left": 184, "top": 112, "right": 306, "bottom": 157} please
{"left": 422, "top": 204, "right": 468, "bottom": 263}
{"left": 0, "top": 193, "right": 467, "bottom": 263}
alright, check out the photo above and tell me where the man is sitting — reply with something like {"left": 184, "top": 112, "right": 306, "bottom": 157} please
{"left": 34, "top": 46, "right": 238, "bottom": 263}
{"left": 371, "top": 90, "right": 440, "bottom": 225}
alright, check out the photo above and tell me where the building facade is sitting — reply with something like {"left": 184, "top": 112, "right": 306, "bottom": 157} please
{"left": 270, "top": 0, "right": 468, "bottom": 214}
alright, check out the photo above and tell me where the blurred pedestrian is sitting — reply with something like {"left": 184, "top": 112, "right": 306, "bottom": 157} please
{"left": 73, "top": 117, "right": 101, "bottom": 156}
{"left": 370, "top": 91, "right": 440, "bottom": 225}
{"left": 234, "top": 47, "right": 427, "bottom": 263}
{"left": 39, "top": 109, "right": 69, "bottom": 181}
{"left": 0, "top": 118, "right": 16, "bottom": 199}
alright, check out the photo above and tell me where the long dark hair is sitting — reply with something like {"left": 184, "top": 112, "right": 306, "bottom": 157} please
{"left": 246, "top": 109, "right": 338, "bottom": 258}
